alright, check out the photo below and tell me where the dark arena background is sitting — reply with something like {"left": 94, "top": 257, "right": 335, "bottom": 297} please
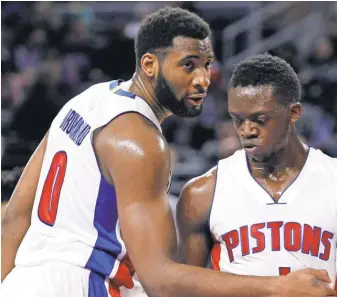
{"left": 1, "top": 1, "right": 337, "bottom": 216}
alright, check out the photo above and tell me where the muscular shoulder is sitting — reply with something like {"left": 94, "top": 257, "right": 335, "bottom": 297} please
{"left": 94, "top": 112, "right": 170, "bottom": 184}
{"left": 177, "top": 166, "right": 217, "bottom": 228}
{"left": 181, "top": 167, "right": 217, "bottom": 207}
{"left": 96, "top": 112, "right": 167, "bottom": 154}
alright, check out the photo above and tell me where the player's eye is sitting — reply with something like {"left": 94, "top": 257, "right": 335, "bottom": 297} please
{"left": 183, "top": 61, "right": 194, "bottom": 70}
{"left": 256, "top": 116, "right": 269, "bottom": 125}
{"left": 205, "top": 61, "right": 213, "bottom": 69}
{"left": 232, "top": 117, "right": 243, "bottom": 125}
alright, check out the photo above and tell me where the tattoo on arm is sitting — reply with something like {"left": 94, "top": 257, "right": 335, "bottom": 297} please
{"left": 311, "top": 277, "right": 320, "bottom": 288}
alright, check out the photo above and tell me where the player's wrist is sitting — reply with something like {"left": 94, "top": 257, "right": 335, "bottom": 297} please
{"left": 265, "top": 276, "right": 286, "bottom": 297}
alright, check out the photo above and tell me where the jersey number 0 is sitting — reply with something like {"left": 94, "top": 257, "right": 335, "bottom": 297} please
{"left": 38, "top": 151, "right": 68, "bottom": 226}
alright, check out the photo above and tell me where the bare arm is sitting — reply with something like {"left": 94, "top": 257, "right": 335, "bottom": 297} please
{"left": 1, "top": 132, "right": 48, "bottom": 281}
{"left": 94, "top": 113, "right": 335, "bottom": 297}
{"left": 176, "top": 168, "right": 217, "bottom": 267}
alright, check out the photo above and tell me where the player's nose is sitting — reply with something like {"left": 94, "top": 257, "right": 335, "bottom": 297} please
{"left": 192, "top": 68, "right": 210, "bottom": 91}
{"left": 241, "top": 120, "right": 258, "bottom": 138}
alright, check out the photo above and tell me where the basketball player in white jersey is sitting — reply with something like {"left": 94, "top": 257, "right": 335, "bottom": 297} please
{"left": 177, "top": 53, "right": 337, "bottom": 294}
{"left": 1, "top": 8, "right": 334, "bottom": 297}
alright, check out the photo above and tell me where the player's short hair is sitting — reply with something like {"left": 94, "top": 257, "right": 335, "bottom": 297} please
{"left": 135, "top": 7, "right": 211, "bottom": 67}
{"left": 228, "top": 53, "right": 301, "bottom": 106}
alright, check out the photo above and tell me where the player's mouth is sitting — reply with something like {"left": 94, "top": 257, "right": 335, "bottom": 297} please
{"left": 187, "top": 94, "right": 206, "bottom": 106}
{"left": 242, "top": 143, "right": 261, "bottom": 154}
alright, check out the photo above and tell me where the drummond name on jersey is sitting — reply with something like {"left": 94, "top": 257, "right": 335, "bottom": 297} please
{"left": 60, "top": 109, "right": 91, "bottom": 146}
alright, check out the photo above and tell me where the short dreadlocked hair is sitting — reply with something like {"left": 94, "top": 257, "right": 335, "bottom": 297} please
{"left": 135, "top": 7, "right": 211, "bottom": 67}
{"left": 228, "top": 53, "right": 301, "bottom": 106}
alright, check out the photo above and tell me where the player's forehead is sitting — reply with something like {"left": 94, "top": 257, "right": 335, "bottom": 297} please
{"left": 167, "top": 36, "right": 214, "bottom": 60}
{"left": 228, "top": 85, "right": 279, "bottom": 115}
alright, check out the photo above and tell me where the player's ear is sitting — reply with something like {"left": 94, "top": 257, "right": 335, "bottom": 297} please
{"left": 288, "top": 102, "right": 302, "bottom": 124}
{"left": 140, "top": 53, "right": 159, "bottom": 79}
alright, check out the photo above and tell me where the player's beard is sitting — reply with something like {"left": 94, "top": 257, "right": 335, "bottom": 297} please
{"left": 154, "top": 69, "right": 203, "bottom": 118}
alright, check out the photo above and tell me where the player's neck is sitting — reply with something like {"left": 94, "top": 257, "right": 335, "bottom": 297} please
{"left": 129, "top": 72, "right": 171, "bottom": 123}
{"left": 248, "top": 130, "right": 309, "bottom": 180}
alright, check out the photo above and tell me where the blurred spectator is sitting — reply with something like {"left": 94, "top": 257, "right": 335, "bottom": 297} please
{"left": 325, "top": 14, "right": 337, "bottom": 59}
{"left": 10, "top": 58, "right": 73, "bottom": 143}
{"left": 14, "top": 27, "right": 48, "bottom": 72}
{"left": 201, "top": 120, "right": 241, "bottom": 165}
{"left": 123, "top": 2, "right": 157, "bottom": 40}
{"left": 296, "top": 103, "right": 337, "bottom": 157}
{"left": 308, "top": 37, "right": 336, "bottom": 66}
{"left": 1, "top": 26, "right": 14, "bottom": 73}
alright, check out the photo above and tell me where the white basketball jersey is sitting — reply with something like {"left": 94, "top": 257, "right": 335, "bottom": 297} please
{"left": 210, "top": 148, "right": 337, "bottom": 287}
{"left": 15, "top": 79, "right": 163, "bottom": 296}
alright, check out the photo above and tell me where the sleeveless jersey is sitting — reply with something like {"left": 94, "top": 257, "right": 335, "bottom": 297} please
{"left": 15, "top": 79, "right": 164, "bottom": 295}
{"left": 210, "top": 148, "right": 337, "bottom": 287}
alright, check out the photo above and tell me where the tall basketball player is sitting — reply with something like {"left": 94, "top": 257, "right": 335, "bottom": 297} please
{"left": 2, "top": 8, "right": 334, "bottom": 297}
{"left": 177, "top": 53, "right": 337, "bottom": 294}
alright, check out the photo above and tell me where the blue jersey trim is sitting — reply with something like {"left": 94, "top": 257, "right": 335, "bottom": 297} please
{"left": 85, "top": 175, "right": 122, "bottom": 276}
{"left": 88, "top": 272, "right": 108, "bottom": 297}
{"left": 109, "top": 80, "right": 136, "bottom": 99}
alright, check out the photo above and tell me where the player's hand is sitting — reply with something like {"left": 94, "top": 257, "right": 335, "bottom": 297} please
{"left": 276, "top": 268, "right": 336, "bottom": 297}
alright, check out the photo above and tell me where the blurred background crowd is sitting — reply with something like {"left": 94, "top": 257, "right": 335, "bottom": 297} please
{"left": 2, "top": 2, "right": 337, "bottom": 208}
